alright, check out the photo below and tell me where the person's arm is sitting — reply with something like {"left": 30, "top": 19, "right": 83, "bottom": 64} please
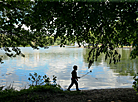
{"left": 77, "top": 72, "right": 80, "bottom": 79}
{"left": 77, "top": 76, "right": 80, "bottom": 78}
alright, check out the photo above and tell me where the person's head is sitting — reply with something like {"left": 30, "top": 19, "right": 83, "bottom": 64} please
{"left": 73, "top": 65, "right": 77, "bottom": 70}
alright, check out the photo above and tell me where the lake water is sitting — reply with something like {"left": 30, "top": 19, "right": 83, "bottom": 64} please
{"left": 0, "top": 46, "right": 137, "bottom": 91}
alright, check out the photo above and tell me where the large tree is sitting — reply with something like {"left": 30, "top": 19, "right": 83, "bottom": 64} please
{"left": 0, "top": 1, "right": 138, "bottom": 67}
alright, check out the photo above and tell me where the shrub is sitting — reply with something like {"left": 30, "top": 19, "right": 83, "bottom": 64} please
{"left": 132, "top": 73, "right": 138, "bottom": 94}
{"left": 28, "top": 72, "right": 61, "bottom": 88}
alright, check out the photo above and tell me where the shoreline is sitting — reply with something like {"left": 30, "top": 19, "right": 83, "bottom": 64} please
{"left": 81, "top": 87, "right": 134, "bottom": 92}
{"left": 1, "top": 87, "right": 137, "bottom": 102}
{"left": 72, "top": 45, "right": 133, "bottom": 48}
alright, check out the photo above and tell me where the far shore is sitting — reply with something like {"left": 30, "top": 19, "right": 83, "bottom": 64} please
{"left": 73, "top": 45, "right": 133, "bottom": 48}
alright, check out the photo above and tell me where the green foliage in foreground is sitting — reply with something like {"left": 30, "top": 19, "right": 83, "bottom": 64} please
{"left": 0, "top": 1, "right": 138, "bottom": 66}
{"left": 0, "top": 85, "right": 62, "bottom": 102}
{"left": 0, "top": 85, "right": 82, "bottom": 102}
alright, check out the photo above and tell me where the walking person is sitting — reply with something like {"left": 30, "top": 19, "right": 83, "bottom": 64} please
{"left": 67, "top": 65, "right": 81, "bottom": 91}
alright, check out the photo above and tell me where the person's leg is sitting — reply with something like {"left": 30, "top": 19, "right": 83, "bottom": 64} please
{"left": 67, "top": 79, "right": 74, "bottom": 91}
{"left": 74, "top": 79, "right": 80, "bottom": 91}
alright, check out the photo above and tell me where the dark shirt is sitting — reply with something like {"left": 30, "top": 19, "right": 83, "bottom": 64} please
{"left": 71, "top": 70, "right": 77, "bottom": 79}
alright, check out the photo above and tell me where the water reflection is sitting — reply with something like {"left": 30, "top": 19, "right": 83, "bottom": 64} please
{"left": 0, "top": 47, "right": 136, "bottom": 90}
{"left": 83, "top": 48, "right": 138, "bottom": 76}
{"left": 109, "top": 48, "right": 138, "bottom": 76}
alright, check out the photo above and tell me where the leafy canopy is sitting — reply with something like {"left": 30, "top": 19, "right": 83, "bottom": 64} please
{"left": 0, "top": 1, "right": 138, "bottom": 66}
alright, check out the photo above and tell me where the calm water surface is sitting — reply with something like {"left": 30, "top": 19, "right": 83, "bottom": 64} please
{"left": 0, "top": 46, "right": 137, "bottom": 90}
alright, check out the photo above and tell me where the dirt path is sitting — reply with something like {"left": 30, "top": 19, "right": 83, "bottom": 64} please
{"left": 49, "top": 88, "right": 138, "bottom": 102}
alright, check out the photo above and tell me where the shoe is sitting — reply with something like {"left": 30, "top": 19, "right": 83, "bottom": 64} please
{"left": 77, "top": 89, "right": 81, "bottom": 91}
{"left": 67, "top": 89, "right": 70, "bottom": 91}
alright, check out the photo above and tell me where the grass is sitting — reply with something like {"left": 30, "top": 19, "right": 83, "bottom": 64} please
{"left": 0, "top": 84, "right": 83, "bottom": 102}
{"left": 0, "top": 84, "right": 138, "bottom": 102}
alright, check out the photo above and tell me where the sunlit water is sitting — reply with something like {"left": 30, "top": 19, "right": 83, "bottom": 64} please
{"left": 0, "top": 46, "right": 137, "bottom": 91}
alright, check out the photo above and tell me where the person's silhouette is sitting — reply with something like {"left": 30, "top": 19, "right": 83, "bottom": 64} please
{"left": 67, "top": 65, "right": 80, "bottom": 91}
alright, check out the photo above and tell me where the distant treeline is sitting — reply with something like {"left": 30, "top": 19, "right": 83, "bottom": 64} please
{"left": 0, "top": 34, "right": 74, "bottom": 47}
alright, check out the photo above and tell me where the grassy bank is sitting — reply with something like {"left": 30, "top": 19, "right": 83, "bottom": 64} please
{"left": 0, "top": 85, "right": 83, "bottom": 102}
{"left": 0, "top": 86, "right": 138, "bottom": 102}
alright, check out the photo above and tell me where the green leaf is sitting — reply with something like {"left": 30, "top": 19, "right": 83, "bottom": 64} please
{"left": 34, "top": 72, "right": 37, "bottom": 77}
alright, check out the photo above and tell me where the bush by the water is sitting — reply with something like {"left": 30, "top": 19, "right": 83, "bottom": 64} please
{"left": 132, "top": 73, "right": 138, "bottom": 94}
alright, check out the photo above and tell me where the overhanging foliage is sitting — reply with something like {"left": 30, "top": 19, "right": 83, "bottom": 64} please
{"left": 0, "top": 1, "right": 138, "bottom": 66}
